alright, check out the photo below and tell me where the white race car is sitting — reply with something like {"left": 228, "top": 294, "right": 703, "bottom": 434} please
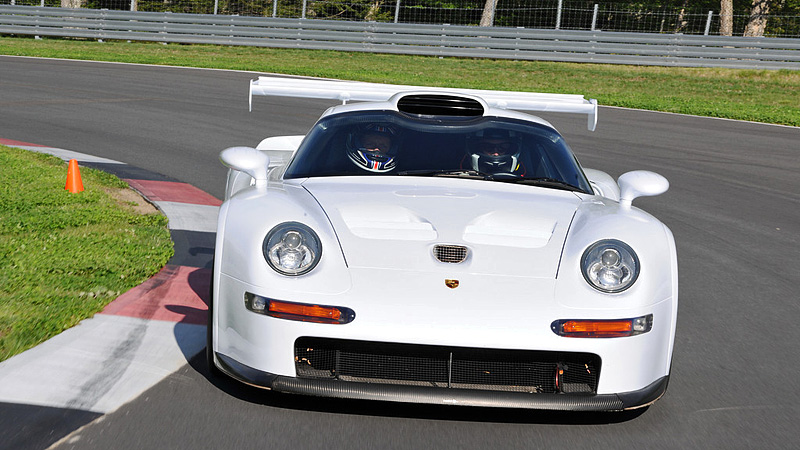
{"left": 208, "top": 77, "right": 678, "bottom": 411}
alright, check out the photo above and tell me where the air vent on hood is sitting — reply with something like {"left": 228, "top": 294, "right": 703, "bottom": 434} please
{"left": 397, "top": 94, "right": 484, "bottom": 117}
{"left": 434, "top": 245, "right": 469, "bottom": 263}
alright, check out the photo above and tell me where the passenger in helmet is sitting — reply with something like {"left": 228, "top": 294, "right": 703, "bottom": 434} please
{"left": 465, "top": 129, "right": 525, "bottom": 175}
{"left": 346, "top": 124, "right": 398, "bottom": 173}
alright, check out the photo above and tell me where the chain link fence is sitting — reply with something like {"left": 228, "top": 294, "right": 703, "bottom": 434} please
{"left": 3, "top": 0, "right": 799, "bottom": 37}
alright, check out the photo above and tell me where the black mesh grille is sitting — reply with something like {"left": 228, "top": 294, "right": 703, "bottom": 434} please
{"left": 397, "top": 94, "right": 484, "bottom": 116}
{"left": 434, "top": 245, "right": 468, "bottom": 263}
{"left": 295, "top": 338, "right": 600, "bottom": 394}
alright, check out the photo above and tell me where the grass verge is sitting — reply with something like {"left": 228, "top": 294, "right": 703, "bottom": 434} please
{"left": 0, "top": 145, "right": 173, "bottom": 362}
{"left": 1, "top": 36, "right": 799, "bottom": 127}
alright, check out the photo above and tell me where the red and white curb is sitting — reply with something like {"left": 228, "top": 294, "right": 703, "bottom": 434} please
{"left": 0, "top": 139, "right": 219, "bottom": 415}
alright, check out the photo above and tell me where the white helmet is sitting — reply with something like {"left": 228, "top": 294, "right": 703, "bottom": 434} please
{"left": 467, "top": 129, "right": 521, "bottom": 174}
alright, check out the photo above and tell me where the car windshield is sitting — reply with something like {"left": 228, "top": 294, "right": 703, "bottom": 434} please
{"left": 285, "top": 111, "right": 592, "bottom": 194}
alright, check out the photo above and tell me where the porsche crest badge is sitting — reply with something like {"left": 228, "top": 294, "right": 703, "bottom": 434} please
{"left": 445, "top": 279, "right": 459, "bottom": 289}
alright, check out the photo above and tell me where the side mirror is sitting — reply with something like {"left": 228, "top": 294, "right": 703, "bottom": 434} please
{"left": 618, "top": 170, "right": 669, "bottom": 207}
{"left": 220, "top": 147, "right": 270, "bottom": 187}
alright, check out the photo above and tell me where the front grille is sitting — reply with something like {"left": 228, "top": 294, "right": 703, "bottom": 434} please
{"left": 433, "top": 245, "right": 468, "bottom": 263}
{"left": 295, "top": 338, "right": 600, "bottom": 394}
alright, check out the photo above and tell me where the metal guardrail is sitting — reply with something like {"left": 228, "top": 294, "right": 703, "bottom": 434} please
{"left": 2, "top": 6, "right": 799, "bottom": 70}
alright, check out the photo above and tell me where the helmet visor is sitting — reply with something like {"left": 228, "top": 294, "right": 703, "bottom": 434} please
{"left": 477, "top": 140, "right": 513, "bottom": 156}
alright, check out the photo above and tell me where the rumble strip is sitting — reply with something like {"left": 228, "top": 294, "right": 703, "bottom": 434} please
{"left": 0, "top": 138, "right": 217, "bottom": 449}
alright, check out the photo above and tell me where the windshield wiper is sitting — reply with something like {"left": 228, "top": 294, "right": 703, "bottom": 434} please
{"left": 500, "top": 177, "right": 584, "bottom": 192}
{"left": 396, "top": 170, "right": 584, "bottom": 192}
{"left": 396, "top": 169, "right": 494, "bottom": 180}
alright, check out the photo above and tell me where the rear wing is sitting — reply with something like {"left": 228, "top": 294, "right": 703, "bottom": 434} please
{"left": 250, "top": 77, "right": 599, "bottom": 131}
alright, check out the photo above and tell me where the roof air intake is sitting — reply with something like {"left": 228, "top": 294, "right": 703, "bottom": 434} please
{"left": 397, "top": 94, "right": 484, "bottom": 117}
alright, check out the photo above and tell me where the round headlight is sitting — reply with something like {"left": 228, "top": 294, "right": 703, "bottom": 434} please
{"left": 581, "top": 239, "right": 639, "bottom": 293}
{"left": 263, "top": 222, "right": 322, "bottom": 276}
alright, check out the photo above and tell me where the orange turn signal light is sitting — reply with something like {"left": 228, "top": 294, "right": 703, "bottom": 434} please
{"left": 551, "top": 315, "right": 652, "bottom": 338}
{"left": 245, "top": 293, "right": 355, "bottom": 324}
{"left": 269, "top": 300, "right": 341, "bottom": 321}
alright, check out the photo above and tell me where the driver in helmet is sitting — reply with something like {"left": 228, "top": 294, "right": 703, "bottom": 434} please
{"left": 346, "top": 124, "right": 398, "bottom": 173}
{"left": 464, "top": 129, "right": 526, "bottom": 175}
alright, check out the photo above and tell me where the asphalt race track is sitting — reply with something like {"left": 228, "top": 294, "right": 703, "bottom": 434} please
{"left": 1, "top": 56, "right": 799, "bottom": 449}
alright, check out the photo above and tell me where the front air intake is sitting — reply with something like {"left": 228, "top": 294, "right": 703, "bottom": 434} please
{"left": 294, "top": 338, "right": 601, "bottom": 395}
{"left": 397, "top": 94, "right": 484, "bottom": 116}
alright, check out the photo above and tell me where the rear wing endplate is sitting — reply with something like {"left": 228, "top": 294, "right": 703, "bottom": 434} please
{"left": 250, "top": 76, "right": 598, "bottom": 131}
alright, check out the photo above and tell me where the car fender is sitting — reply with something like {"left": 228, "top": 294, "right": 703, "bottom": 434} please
{"left": 555, "top": 197, "right": 677, "bottom": 312}
{"left": 216, "top": 181, "right": 351, "bottom": 297}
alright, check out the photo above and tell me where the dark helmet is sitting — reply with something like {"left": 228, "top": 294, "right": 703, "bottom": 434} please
{"left": 346, "top": 123, "right": 399, "bottom": 173}
{"left": 467, "top": 129, "right": 521, "bottom": 174}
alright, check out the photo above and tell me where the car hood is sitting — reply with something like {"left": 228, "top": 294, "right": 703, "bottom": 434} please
{"left": 301, "top": 177, "right": 581, "bottom": 278}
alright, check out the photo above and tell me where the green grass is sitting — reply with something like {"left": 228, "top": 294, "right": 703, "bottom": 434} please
{"left": 0, "top": 145, "right": 173, "bottom": 362}
{"left": 2, "top": 36, "right": 800, "bottom": 126}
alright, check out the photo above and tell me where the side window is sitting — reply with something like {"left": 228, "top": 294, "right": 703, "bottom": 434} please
{"left": 527, "top": 138, "right": 559, "bottom": 179}
{"left": 318, "top": 130, "right": 353, "bottom": 175}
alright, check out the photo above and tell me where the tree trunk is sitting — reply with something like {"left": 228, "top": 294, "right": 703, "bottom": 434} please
{"left": 61, "top": 0, "right": 83, "bottom": 8}
{"left": 720, "top": 0, "right": 734, "bottom": 36}
{"left": 480, "top": 0, "right": 499, "bottom": 27}
{"left": 675, "top": 0, "right": 690, "bottom": 33}
{"left": 743, "top": 0, "right": 770, "bottom": 36}
{"left": 365, "top": 1, "right": 381, "bottom": 21}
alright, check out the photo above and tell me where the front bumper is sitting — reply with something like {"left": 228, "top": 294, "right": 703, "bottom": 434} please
{"left": 216, "top": 352, "right": 668, "bottom": 411}
{"left": 215, "top": 273, "right": 675, "bottom": 395}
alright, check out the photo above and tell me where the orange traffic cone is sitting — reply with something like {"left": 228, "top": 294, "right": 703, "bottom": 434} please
{"left": 65, "top": 159, "right": 84, "bottom": 193}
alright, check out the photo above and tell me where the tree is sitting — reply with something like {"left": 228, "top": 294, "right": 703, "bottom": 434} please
{"left": 365, "top": 1, "right": 383, "bottom": 21}
{"left": 743, "top": 0, "right": 770, "bottom": 36}
{"left": 480, "top": 0, "right": 498, "bottom": 27}
{"left": 309, "top": 0, "right": 392, "bottom": 21}
{"left": 720, "top": 0, "right": 734, "bottom": 35}
{"left": 675, "top": 0, "right": 691, "bottom": 33}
